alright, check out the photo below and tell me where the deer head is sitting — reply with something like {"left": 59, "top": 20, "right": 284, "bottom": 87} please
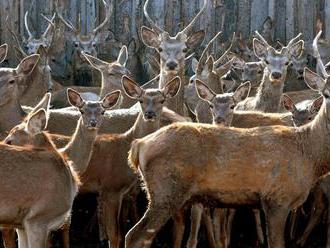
{"left": 141, "top": 0, "right": 206, "bottom": 74}
{"left": 67, "top": 88, "right": 120, "bottom": 129}
{"left": 0, "top": 54, "right": 40, "bottom": 106}
{"left": 253, "top": 31, "right": 304, "bottom": 83}
{"left": 190, "top": 32, "right": 235, "bottom": 93}
{"left": 282, "top": 94, "right": 323, "bottom": 127}
{"left": 122, "top": 75, "right": 181, "bottom": 121}
{"left": 82, "top": 46, "right": 130, "bottom": 99}
{"left": 195, "top": 79, "right": 251, "bottom": 125}
{"left": 57, "top": 0, "right": 112, "bottom": 58}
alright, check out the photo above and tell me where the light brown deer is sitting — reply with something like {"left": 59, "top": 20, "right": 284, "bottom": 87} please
{"left": 57, "top": 0, "right": 112, "bottom": 85}
{"left": 37, "top": 76, "right": 183, "bottom": 248}
{"left": 141, "top": 0, "right": 206, "bottom": 116}
{"left": 236, "top": 32, "right": 304, "bottom": 112}
{"left": 2, "top": 89, "right": 120, "bottom": 248}
{"left": 125, "top": 65, "right": 330, "bottom": 248}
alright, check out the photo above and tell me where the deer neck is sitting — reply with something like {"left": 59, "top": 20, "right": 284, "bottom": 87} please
{"left": 62, "top": 118, "right": 98, "bottom": 174}
{"left": 299, "top": 100, "right": 330, "bottom": 179}
{"left": 253, "top": 68, "right": 285, "bottom": 113}
{"left": 99, "top": 74, "right": 118, "bottom": 99}
{"left": 159, "top": 67, "right": 185, "bottom": 116}
{"left": 126, "top": 112, "right": 160, "bottom": 140}
{"left": 0, "top": 97, "right": 25, "bottom": 134}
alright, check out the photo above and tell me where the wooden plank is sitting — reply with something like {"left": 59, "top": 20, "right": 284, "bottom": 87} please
{"left": 236, "top": 0, "right": 251, "bottom": 38}
{"left": 286, "top": 0, "right": 294, "bottom": 42}
{"left": 250, "top": 0, "right": 268, "bottom": 33}
{"left": 325, "top": 0, "right": 330, "bottom": 38}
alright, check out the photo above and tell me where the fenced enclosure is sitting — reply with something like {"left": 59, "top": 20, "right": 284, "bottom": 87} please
{"left": 0, "top": 0, "right": 329, "bottom": 71}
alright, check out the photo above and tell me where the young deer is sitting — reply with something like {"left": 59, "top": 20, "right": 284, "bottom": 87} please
{"left": 125, "top": 66, "right": 330, "bottom": 248}
{"left": 46, "top": 76, "right": 182, "bottom": 248}
{"left": 236, "top": 32, "right": 304, "bottom": 112}
{"left": 141, "top": 0, "right": 206, "bottom": 116}
{"left": 82, "top": 46, "right": 136, "bottom": 108}
{"left": 2, "top": 89, "right": 120, "bottom": 248}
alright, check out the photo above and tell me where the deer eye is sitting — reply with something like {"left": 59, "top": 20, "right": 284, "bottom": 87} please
{"left": 230, "top": 105, "right": 235, "bottom": 109}
{"left": 139, "top": 100, "right": 144, "bottom": 103}
{"left": 8, "top": 80, "right": 15, "bottom": 85}
{"left": 182, "top": 48, "right": 188, "bottom": 53}
{"left": 158, "top": 47, "right": 163, "bottom": 53}
{"left": 285, "top": 61, "right": 290, "bottom": 66}
{"left": 265, "top": 60, "right": 269, "bottom": 65}
{"left": 209, "top": 104, "right": 214, "bottom": 109}
{"left": 308, "top": 117, "right": 312, "bottom": 120}
{"left": 160, "top": 99, "right": 165, "bottom": 104}
{"left": 257, "top": 70, "right": 262, "bottom": 74}
{"left": 92, "top": 42, "right": 96, "bottom": 47}
{"left": 80, "top": 109, "right": 85, "bottom": 114}
{"left": 101, "top": 110, "right": 105, "bottom": 115}
{"left": 74, "top": 42, "right": 79, "bottom": 47}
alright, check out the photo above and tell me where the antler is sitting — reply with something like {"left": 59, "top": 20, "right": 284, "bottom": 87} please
{"left": 41, "top": 13, "right": 56, "bottom": 39}
{"left": 24, "top": 11, "right": 33, "bottom": 40}
{"left": 144, "top": 0, "right": 164, "bottom": 34}
{"left": 196, "top": 31, "right": 222, "bottom": 74}
{"left": 214, "top": 32, "right": 235, "bottom": 67}
{"left": 254, "top": 30, "right": 270, "bottom": 47}
{"left": 93, "top": 0, "right": 112, "bottom": 35}
{"left": 286, "top": 32, "right": 302, "bottom": 48}
{"left": 56, "top": 0, "right": 79, "bottom": 34}
{"left": 180, "top": 0, "right": 208, "bottom": 35}
{"left": 313, "top": 31, "right": 329, "bottom": 78}
{"left": 6, "top": 16, "right": 27, "bottom": 57}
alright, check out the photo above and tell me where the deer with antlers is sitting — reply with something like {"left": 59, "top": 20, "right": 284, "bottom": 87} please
{"left": 141, "top": 0, "right": 206, "bottom": 116}
{"left": 57, "top": 0, "right": 112, "bottom": 86}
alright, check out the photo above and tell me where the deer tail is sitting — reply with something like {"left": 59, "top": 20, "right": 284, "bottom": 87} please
{"left": 128, "top": 139, "right": 142, "bottom": 172}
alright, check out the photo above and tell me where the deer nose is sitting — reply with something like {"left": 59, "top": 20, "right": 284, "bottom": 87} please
{"left": 166, "top": 61, "right": 178, "bottom": 70}
{"left": 145, "top": 111, "right": 156, "bottom": 119}
{"left": 90, "top": 120, "right": 98, "bottom": 127}
{"left": 214, "top": 117, "right": 226, "bottom": 125}
{"left": 271, "top": 72, "right": 282, "bottom": 80}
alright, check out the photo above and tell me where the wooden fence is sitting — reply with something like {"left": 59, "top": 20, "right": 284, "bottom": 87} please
{"left": 0, "top": 0, "right": 328, "bottom": 78}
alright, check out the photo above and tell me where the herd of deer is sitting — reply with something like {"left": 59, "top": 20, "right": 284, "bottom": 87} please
{"left": 1, "top": 0, "right": 330, "bottom": 247}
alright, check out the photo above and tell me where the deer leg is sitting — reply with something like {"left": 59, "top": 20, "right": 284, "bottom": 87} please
{"left": 202, "top": 207, "right": 217, "bottom": 248}
{"left": 326, "top": 206, "right": 330, "bottom": 248}
{"left": 17, "top": 229, "right": 27, "bottom": 248}
{"left": 187, "top": 203, "right": 203, "bottom": 248}
{"left": 297, "top": 195, "right": 326, "bottom": 247}
{"left": 97, "top": 195, "right": 108, "bottom": 244}
{"left": 103, "top": 194, "right": 123, "bottom": 248}
{"left": 253, "top": 209, "right": 264, "bottom": 245}
{"left": 262, "top": 203, "right": 289, "bottom": 248}
{"left": 225, "top": 209, "right": 236, "bottom": 248}
{"left": 213, "top": 208, "right": 221, "bottom": 247}
{"left": 173, "top": 210, "right": 185, "bottom": 248}
{"left": 60, "top": 222, "right": 70, "bottom": 248}
{"left": 288, "top": 209, "right": 298, "bottom": 240}
{"left": 2, "top": 229, "right": 16, "bottom": 248}
{"left": 25, "top": 224, "right": 48, "bottom": 248}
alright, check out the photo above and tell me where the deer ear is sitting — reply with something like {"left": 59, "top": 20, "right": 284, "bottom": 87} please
{"left": 215, "top": 58, "right": 235, "bottom": 77}
{"left": 101, "top": 90, "right": 121, "bottom": 109}
{"left": 310, "top": 96, "right": 324, "bottom": 114}
{"left": 205, "top": 56, "right": 214, "bottom": 73}
{"left": 191, "top": 57, "right": 198, "bottom": 73}
{"left": 30, "top": 93, "right": 51, "bottom": 116}
{"left": 162, "top": 77, "right": 181, "bottom": 98}
{"left": 304, "top": 67, "right": 325, "bottom": 91}
{"left": 195, "top": 79, "right": 216, "bottom": 102}
{"left": 0, "top": 44, "right": 8, "bottom": 64}
{"left": 82, "top": 52, "right": 108, "bottom": 70}
{"left": 289, "top": 40, "right": 304, "bottom": 58}
{"left": 253, "top": 38, "right": 268, "bottom": 59}
{"left": 67, "top": 88, "right": 85, "bottom": 108}
{"left": 282, "top": 94, "right": 297, "bottom": 113}
{"left": 117, "top": 46, "right": 128, "bottom": 66}
{"left": 128, "top": 38, "right": 137, "bottom": 54}
{"left": 222, "top": 80, "right": 236, "bottom": 93}
{"left": 16, "top": 54, "right": 40, "bottom": 76}
{"left": 186, "top": 30, "right": 205, "bottom": 49}
{"left": 141, "top": 26, "right": 160, "bottom": 48}
{"left": 27, "top": 109, "right": 48, "bottom": 135}
{"left": 122, "top": 76, "right": 143, "bottom": 99}
{"left": 233, "top": 82, "right": 251, "bottom": 103}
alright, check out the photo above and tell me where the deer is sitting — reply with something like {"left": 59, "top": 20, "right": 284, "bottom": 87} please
{"left": 141, "top": 0, "right": 207, "bottom": 116}
{"left": 235, "top": 32, "right": 304, "bottom": 113}
{"left": 2, "top": 88, "right": 120, "bottom": 248}
{"left": 125, "top": 62, "right": 330, "bottom": 248}
{"left": 56, "top": 0, "right": 112, "bottom": 86}
{"left": 82, "top": 47, "right": 137, "bottom": 108}
{"left": 31, "top": 76, "right": 183, "bottom": 248}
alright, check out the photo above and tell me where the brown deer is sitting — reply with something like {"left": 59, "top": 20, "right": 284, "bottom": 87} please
{"left": 125, "top": 64, "right": 330, "bottom": 248}
{"left": 141, "top": 0, "right": 206, "bottom": 116}
{"left": 37, "top": 76, "right": 183, "bottom": 248}
{"left": 236, "top": 32, "right": 304, "bottom": 112}
{"left": 2, "top": 89, "right": 120, "bottom": 248}
{"left": 57, "top": 0, "right": 112, "bottom": 86}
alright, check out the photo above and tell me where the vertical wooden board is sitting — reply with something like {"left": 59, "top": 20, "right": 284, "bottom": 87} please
{"left": 286, "top": 0, "right": 295, "bottom": 42}
{"left": 85, "top": 0, "right": 96, "bottom": 34}
{"left": 222, "top": 0, "right": 236, "bottom": 39}
{"left": 297, "top": 0, "right": 314, "bottom": 41}
{"left": 115, "top": 0, "right": 132, "bottom": 41}
{"left": 268, "top": 0, "right": 275, "bottom": 20}
{"left": 274, "top": 0, "right": 286, "bottom": 42}
{"left": 202, "top": 0, "right": 214, "bottom": 41}
{"left": 250, "top": 0, "right": 268, "bottom": 33}
{"left": 325, "top": 0, "right": 330, "bottom": 38}
{"left": 213, "top": 0, "right": 226, "bottom": 53}
{"left": 236, "top": 0, "right": 251, "bottom": 38}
